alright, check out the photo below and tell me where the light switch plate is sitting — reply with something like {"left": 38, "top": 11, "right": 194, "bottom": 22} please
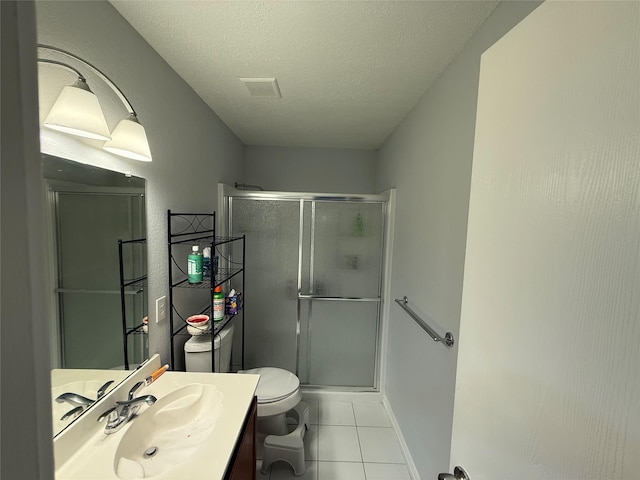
{"left": 156, "top": 296, "right": 167, "bottom": 324}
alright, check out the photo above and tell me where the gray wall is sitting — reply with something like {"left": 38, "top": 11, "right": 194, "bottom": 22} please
{"left": 1, "top": 2, "right": 54, "bottom": 478}
{"left": 245, "top": 146, "right": 376, "bottom": 193}
{"left": 375, "top": 2, "right": 541, "bottom": 478}
{"left": 35, "top": 1, "right": 245, "bottom": 365}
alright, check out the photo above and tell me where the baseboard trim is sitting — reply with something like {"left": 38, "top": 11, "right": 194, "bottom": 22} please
{"left": 300, "top": 388, "right": 383, "bottom": 403}
{"left": 382, "top": 394, "right": 420, "bottom": 480}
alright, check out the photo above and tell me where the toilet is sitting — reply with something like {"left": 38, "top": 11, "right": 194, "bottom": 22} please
{"left": 240, "top": 367, "right": 302, "bottom": 433}
{"left": 184, "top": 322, "right": 234, "bottom": 372}
{"left": 186, "top": 324, "right": 307, "bottom": 474}
{"left": 239, "top": 366, "right": 307, "bottom": 475}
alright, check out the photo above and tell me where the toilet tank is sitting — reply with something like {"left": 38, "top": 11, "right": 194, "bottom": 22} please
{"left": 184, "top": 323, "right": 234, "bottom": 372}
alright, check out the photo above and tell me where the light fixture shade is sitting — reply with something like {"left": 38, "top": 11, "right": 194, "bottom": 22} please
{"left": 43, "top": 83, "right": 111, "bottom": 141}
{"left": 103, "top": 115, "right": 152, "bottom": 162}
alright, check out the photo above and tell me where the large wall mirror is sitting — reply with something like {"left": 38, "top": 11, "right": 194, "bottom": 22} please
{"left": 43, "top": 154, "right": 148, "bottom": 435}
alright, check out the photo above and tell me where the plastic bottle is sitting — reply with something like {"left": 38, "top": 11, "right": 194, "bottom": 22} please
{"left": 225, "top": 289, "right": 239, "bottom": 315}
{"left": 202, "top": 247, "right": 211, "bottom": 279}
{"left": 187, "top": 245, "right": 203, "bottom": 283}
{"left": 213, "top": 255, "right": 219, "bottom": 276}
{"left": 353, "top": 212, "right": 364, "bottom": 237}
{"left": 213, "top": 285, "right": 225, "bottom": 321}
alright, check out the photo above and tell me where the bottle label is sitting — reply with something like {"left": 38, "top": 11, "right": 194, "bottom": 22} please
{"left": 213, "top": 298, "right": 225, "bottom": 321}
{"left": 188, "top": 258, "right": 197, "bottom": 274}
{"left": 188, "top": 254, "right": 203, "bottom": 283}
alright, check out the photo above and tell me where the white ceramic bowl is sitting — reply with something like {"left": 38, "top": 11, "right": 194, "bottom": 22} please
{"left": 186, "top": 314, "right": 209, "bottom": 326}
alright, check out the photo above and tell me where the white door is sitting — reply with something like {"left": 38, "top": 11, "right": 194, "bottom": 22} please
{"left": 450, "top": 2, "right": 639, "bottom": 480}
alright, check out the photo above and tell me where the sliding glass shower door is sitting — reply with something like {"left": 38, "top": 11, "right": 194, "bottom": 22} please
{"left": 229, "top": 199, "right": 301, "bottom": 373}
{"left": 299, "top": 201, "right": 384, "bottom": 387}
{"left": 229, "top": 194, "right": 385, "bottom": 389}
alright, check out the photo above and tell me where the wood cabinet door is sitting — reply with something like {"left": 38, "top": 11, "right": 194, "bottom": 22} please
{"left": 226, "top": 396, "right": 257, "bottom": 480}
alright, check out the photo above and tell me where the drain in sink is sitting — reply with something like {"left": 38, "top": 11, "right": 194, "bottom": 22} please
{"left": 143, "top": 446, "right": 158, "bottom": 458}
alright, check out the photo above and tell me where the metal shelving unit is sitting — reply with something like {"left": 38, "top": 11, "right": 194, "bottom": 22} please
{"left": 118, "top": 237, "right": 148, "bottom": 370}
{"left": 167, "top": 210, "right": 245, "bottom": 371}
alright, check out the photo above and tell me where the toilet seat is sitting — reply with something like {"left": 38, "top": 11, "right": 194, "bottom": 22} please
{"left": 248, "top": 367, "right": 300, "bottom": 403}
{"left": 240, "top": 367, "right": 302, "bottom": 417}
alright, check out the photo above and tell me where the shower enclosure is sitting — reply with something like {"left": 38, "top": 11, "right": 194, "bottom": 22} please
{"left": 225, "top": 188, "right": 387, "bottom": 390}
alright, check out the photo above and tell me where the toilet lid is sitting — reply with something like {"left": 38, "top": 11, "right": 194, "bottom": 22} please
{"left": 244, "top": 367, "right": 300, "bottom": 403}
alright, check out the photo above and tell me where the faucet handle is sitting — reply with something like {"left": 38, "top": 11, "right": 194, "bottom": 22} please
{"left": 96, "top": 380, "right": 114, "bottom": 399}
{"left": 116, "top": 395, "right": 157, "bottom": 408}
{"left": 60, "top": 406, "right": 84, "bottom": 421}
{"left": 97, "top": 406, "right": 118, "bottom": 423}
{"left": 128, "top": 381, "right": 144, "bottom": 400}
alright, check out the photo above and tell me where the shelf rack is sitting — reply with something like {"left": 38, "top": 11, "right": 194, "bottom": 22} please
{"left": 167, "top": 210, "right": 245, "bottom": 371}
{"left": 118, "top": 237, "right": 148, "bottom": 370}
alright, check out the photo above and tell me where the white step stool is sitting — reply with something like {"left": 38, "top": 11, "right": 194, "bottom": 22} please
{"left": 261, "top": 401, "right": 310, "bottom": 476}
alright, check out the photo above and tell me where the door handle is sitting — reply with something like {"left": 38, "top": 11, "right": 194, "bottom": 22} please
{"left": 438, "top": 466, "right": 470, "bottom": 480}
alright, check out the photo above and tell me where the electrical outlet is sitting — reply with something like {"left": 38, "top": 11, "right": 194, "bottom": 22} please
{"left": 156, "top": 296, "right": 167, "bottom": 324}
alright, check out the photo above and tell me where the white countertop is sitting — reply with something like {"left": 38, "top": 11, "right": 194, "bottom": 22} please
{"left": 54, "top": 366, "right": 259, "bottom": 480}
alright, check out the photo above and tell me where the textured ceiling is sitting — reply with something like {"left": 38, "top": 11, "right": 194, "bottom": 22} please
{"left": 110, "top": 1, "right": 499, "bottom": 149}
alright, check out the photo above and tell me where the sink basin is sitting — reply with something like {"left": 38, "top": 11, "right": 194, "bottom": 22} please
{"left": 114, "top": 383, "right": 224, "bottom": 479}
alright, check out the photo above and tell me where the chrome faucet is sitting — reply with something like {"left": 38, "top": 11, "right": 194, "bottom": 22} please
{"left": 56, "top": 380, "right": 113, "bottom": 421}
{"left": 98, "top": 381, "right": 157, "bottom": 435}
{"left": 56, "top": 392, "right": 97, "bottom": 422}
{"left": 56, "top": 379, "right": 116, "bottom": 421}
{"left": 56, "top": 380, "right": 115, "bottom": 407}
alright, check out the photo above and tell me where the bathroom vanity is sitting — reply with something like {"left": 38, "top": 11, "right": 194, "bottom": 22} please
{"left": 53, "top": 356, "right": 259, "bottom": 479}
{"left": 225, "top": 396, "right": 258, "bottom": 480}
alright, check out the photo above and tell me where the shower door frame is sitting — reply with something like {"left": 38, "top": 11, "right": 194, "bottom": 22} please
{"left": 221, "top": 185, "right": 390, "bottom": 392}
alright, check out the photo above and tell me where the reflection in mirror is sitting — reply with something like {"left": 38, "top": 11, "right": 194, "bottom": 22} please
{"left": 42, "top": 154, "right": 149, "bottom": 435}
{"left": 50, "top": 368, "right": 130, "bottom": 437}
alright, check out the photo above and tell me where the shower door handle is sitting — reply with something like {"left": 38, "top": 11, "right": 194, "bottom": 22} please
{"left": 297, "top": 294, "right": 380, "bottom": 302}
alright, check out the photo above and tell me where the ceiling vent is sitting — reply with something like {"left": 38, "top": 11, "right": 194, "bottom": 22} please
{"left": 239, "top": 77, "right": 282, "bottom": 98}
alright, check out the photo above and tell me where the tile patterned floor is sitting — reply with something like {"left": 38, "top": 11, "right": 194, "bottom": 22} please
{"left": 256, "top": 397, "right": 412, "bottom": 480}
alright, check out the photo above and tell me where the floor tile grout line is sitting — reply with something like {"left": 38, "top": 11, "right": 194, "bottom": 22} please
{"left": 352, "top": 401, "right": 367, "bottom": 477}
{"left": 311, "top": 420, "right": 319, "bottom": 464}
{"left": 315, "top": 460, "right": 369, "bottom": 463}
{"left": 353, "top": 400, "right": 358, "bottom": 427}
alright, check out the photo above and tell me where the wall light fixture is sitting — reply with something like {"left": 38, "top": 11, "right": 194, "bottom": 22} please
{"left": 38, "top": 44, "right": 152, "bottom": 162}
